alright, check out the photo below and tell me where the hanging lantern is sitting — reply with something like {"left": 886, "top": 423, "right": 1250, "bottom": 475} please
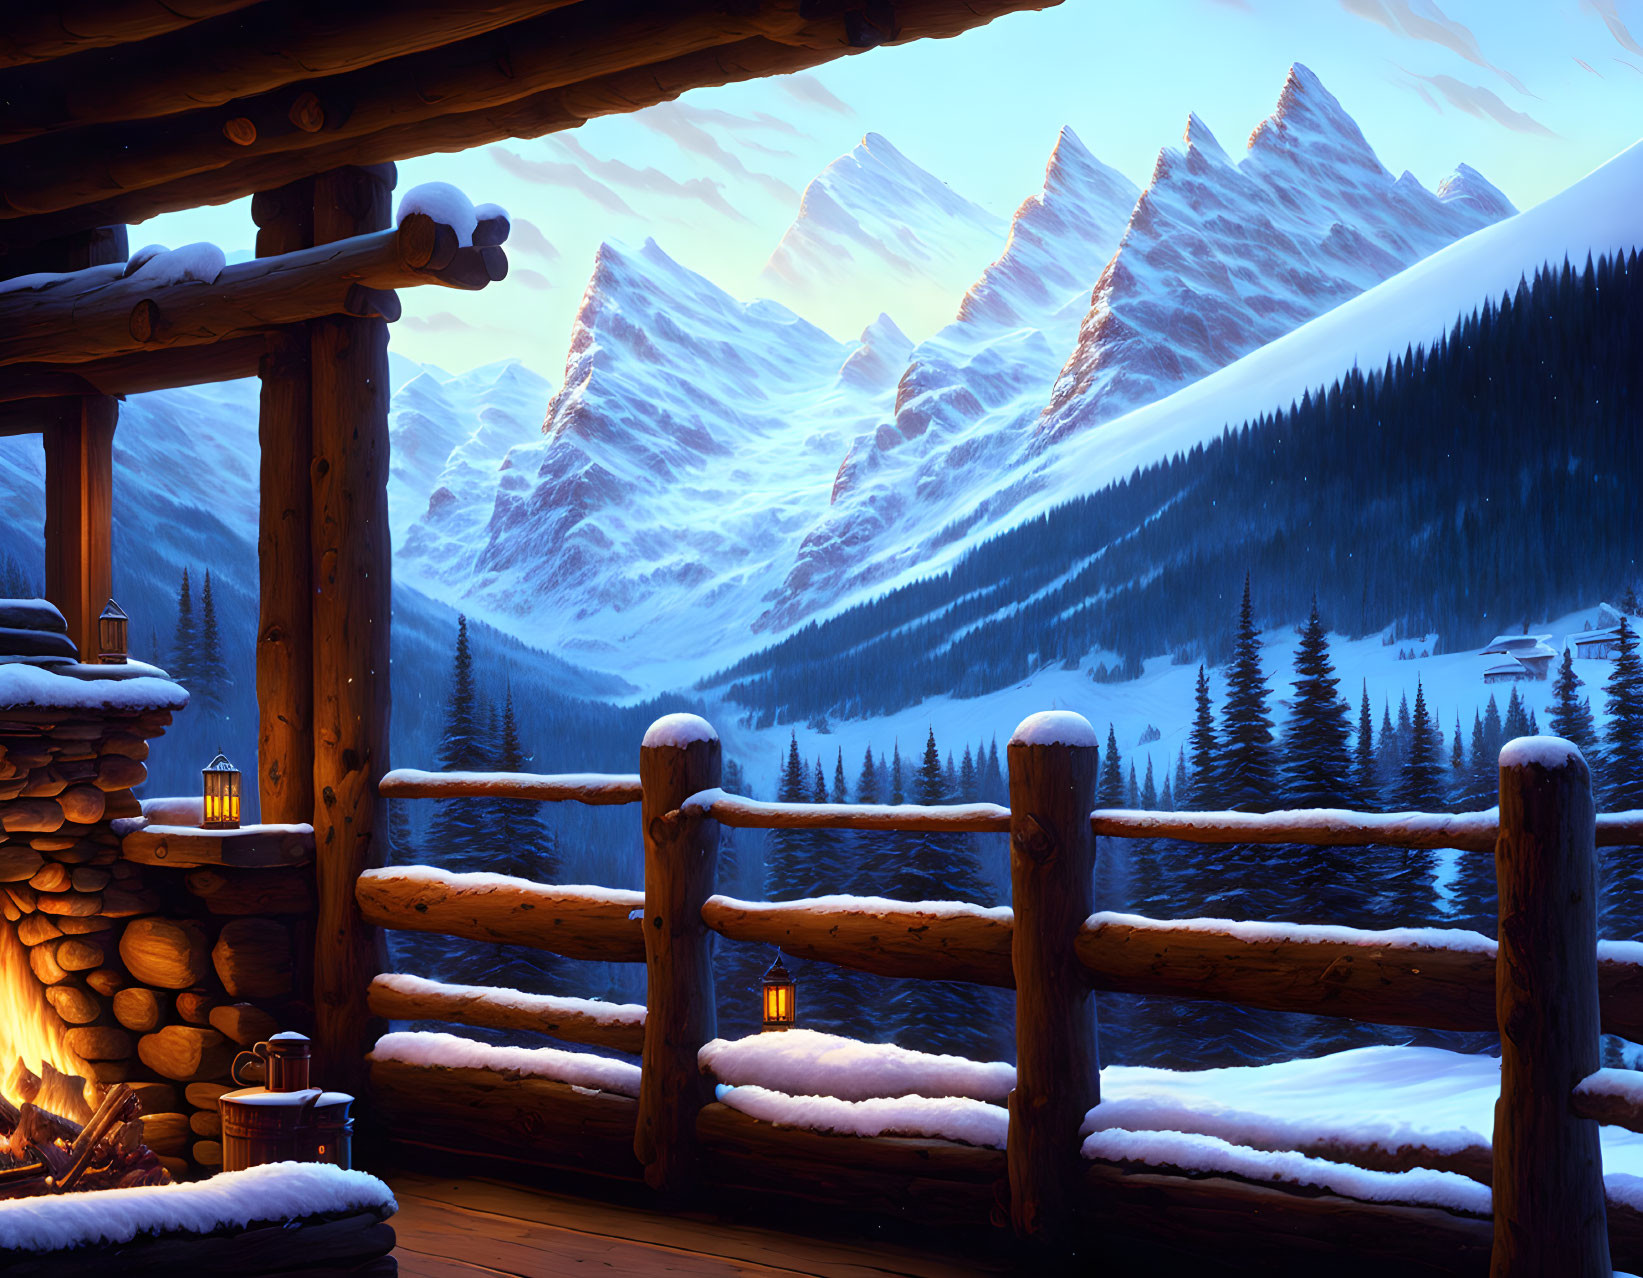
{"left": 202, "top": 752, "right": 241, "bottom": 830}
{"left": 97, "top": 599, "right": 128, "bottom": 664}
{"left": 761, "top": 953, "right": 796, "bottom": 1032}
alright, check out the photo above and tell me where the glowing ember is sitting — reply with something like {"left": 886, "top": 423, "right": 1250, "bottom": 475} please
{"left": 0, "top": 923, "right": 92, "bottom": 1123}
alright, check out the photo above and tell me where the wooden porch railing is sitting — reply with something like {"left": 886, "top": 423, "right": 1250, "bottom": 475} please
{"left": 361, "top": 713, "right": 1643, "bottom": 1275}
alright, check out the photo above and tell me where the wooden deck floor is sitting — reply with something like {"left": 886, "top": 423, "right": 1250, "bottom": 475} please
{"left": 387, "top": 1170, "right": 1015, "bottom": 1278}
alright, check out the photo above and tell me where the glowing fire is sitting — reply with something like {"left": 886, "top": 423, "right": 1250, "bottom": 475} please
{"left": 0, "top": 922, "right": 93, "bottom": 1122}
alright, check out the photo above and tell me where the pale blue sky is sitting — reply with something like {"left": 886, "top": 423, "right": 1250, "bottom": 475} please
{"left": 144, "top": 0, "right": 1642, "bottom": 373}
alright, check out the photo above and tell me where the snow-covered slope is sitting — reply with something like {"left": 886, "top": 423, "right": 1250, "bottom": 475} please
{"left": 760, "top": 133, "right": 1008, "bottom": 341}
{"left": 1037, "top": 64, "right": 1512, "bottom": 444}
{"left": 409, "top": 238, "right": 897, "bottom": 680}
{"left": 760, "top": 127, "right": 1139, "bottom": 632}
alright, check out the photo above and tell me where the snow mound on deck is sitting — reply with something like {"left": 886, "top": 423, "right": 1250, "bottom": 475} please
{"left": 715, "top": 1083, "right": 1009, "bottom": 1149}
{"left": 701, "top": 1027, "right": 1014, "bottom": 1102}
{"left": 370, "top": 1030, "right": 641, "bottom": 1096}
{"left": 0, "top": 1162, "right": 393, "bottom": 1253}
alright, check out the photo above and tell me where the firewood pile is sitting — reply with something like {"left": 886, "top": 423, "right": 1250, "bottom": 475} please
{"left": 0, "top": 1078, "right": 167, "bottom": 1198}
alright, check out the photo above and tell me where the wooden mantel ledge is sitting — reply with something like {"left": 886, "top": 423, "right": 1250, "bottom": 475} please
{"left": 112, "top": 817, "right": 315, "bottom": 868}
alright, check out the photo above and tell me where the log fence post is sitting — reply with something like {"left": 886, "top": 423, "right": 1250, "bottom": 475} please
{"left": 1007, "top": 710, "right": 1100, "bottom": 1249}
{"left": 634, "top": 713, "right": 721, "bottom": 1194}
{"left": 1491, "top": 735, "right": 1609, "bottom": 1277}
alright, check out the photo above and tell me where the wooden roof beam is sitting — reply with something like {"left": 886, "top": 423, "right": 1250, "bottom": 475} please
{"left": 0, "top": 0, "right": 804, "bottom": 220}
{"left": 0, "top": 212, "right": 507, "bottom": 367}
{"left": 0, "top": 0, "right": 1057, "bottom": 229}
{"left": 0, "top": 335, "right": 270, "bottom": 407}
{"left": 0, "top": 0, "right": 264, "bottom": 68}
{"left": 0, "top": 0, "right": 587, "bottom": 144}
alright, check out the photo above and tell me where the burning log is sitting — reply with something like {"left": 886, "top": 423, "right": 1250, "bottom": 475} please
{"left": 0, "top": 1080, "right": 168, "bottom": 1197}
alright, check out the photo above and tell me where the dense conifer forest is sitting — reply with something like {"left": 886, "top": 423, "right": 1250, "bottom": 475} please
{"left": 704, "top": 251, "right": 1642, "bottom": 725}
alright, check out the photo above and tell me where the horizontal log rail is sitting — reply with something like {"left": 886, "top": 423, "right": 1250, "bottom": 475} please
{"left": 379, "top": 767, "right": 642, "bottom": 805}
{"left": 366, "top": 973, "right": 646, "bottom": 1055}
{"left": 701, "top": 895, "right": 1016, "bottom": 988}
{"left": 1573, "top": 1070, "right": 1643, "bottom": 1135}
{"left": 0, "top": 333, "right": 269, "bottom": 406}
{"left": 677, "top": 787, "right": 1011, "bottom": 832}
{"left": 0, "top": 214, "right": 502, "bottom": 368}
{"left": 0, "top": 0, "right": 260, "bottom": 68}
{"left": 356, "top": 866, "right": 646, "bottom": 963}
{"left": 1091, "top": 806, "right": 1643, "bottom": 850}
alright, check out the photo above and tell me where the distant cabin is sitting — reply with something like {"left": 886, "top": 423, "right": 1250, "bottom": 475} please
{"left": 1480, "top": 634, "right": 1556, "bottom": 681}
{"left": 1568, "top": 603, "right": 1633, "bottom": 660}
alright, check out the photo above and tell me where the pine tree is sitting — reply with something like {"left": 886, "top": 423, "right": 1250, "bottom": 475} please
{"left": 856, "top": 745, "right": 879, "bottom": 805}
{"left": 1098, "top": 725, "right": 1125, "bottom": 808}
{"left": 1503, "top": 686, "right": 1530, "bottom": 741}
{"left": 1218, "top": 577, "right": 1276, "bottom": 812}
{"left": 170, "top": 568, "right": 196, "bottom": 684}
{"left": 1448, "top": 720, "right": 1467, "bottom": 802}
{"left": 981, "top": 738, "right": 1005, "bottom": 804}
{"left": 889, "top": 742, "right": 905, "bottom": 804}
{"left": 1397, "top": 680, "right": 1444, "bottom": 809}
{"left": 1602, "top": 617, "right": 1643, "bottom": 809}
{"left": 1188, "top": 666, "right": 1218, "bottom": 810}
{"left": 1354, "top": 684, "right": 1378, "bottom": 806}
{"left": 1158, "top": 773, "right": 1174, "bottom": 812}
{"left": 427, "top": 615, "right": 489, "bottom": 877}
{"left": 1280, "top": 602, "right": 1352, "bottom": 808}
{"left": 1549, "top": 648, "right": 1599, "bottom": 762}
{"left": 192, "top": 569, "right": 230, "bottom": 711}
{"left": 959, "top": 746, "right": 977, "bottom": 802}
{"left": 1141, "top": 757, "right": 1157, "bottom": 810}
{"left": 831, "top": 749, "right": 847, "bottom": 804}
{"left": 765, "top": 734, "right": 814, "bottom": 897}
{"left": 1173, "top": 748, "right": 1188, "bottom": 808}
{"left": 1126, "top": 762, "right": 1139, "bottom": 808}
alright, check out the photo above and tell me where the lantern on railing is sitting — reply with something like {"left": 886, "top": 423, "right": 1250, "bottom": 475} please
{"left": 761, "top": 953, "right": 796, "bottom": 1032}
{"left": 202, "top": 751, "right": 241, "bottom": 829}
{"left": 98, "top": 599, "right": 128, "bottom": 664}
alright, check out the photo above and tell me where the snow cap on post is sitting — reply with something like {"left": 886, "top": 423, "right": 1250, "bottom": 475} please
{"left": 396, "top": 181, "right": 478, "bottom": 246}
{"left": 643, "top": 712, "right": 718, "bottom": 751}
{"left": 1010, "top": 710, "right": 1098, "bottom": 749}
{"left": 1498, "top": 735, "right": 1585, "bottom": 772}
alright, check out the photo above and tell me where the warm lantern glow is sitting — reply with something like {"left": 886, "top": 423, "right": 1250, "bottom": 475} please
{"left": 761, "top": 955, "right": 796, "bottom": 1032}
{"left": 98, "top": 599, "right": 128, "bottom": 664}
{"left": 203, "top": 751, "right": 241, "bottom": 829}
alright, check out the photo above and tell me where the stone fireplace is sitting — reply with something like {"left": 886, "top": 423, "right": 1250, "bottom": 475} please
{"left": 0, "top": 600, "right": 315, "bottom": 1178}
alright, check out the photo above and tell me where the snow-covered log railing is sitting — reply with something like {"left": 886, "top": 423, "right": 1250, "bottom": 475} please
{"left": 354, "top": 866, "right": 646, "bottom": 963}
{"left": 378, "top": 767, "right": 642, "bottom": 805}
{"left": 366, "top": 973, "right": 646, "bottom": 1055}
{"left": 1090, "top": 805, "right": 1643, "bottom": 851}
{"left": 676, "top": 788, "right": 1011, "bottom": 832}
{"left": 700, "top": 895, "right": 1016, "bottom": 989}
{"left": 0, "top": 213, "right": 506, "bottom": 367}
{"left": 1573, "top": 1070, "right": 1643, "bottom": 1135}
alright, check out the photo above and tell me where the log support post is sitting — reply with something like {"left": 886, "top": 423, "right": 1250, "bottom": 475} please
{"left": 42, "top": 394, "right": 116, "bottom": 659}
{"left": 253, "top": 177, "right": 315, "bottom": 825}
{"left": 635, "top": 713, "right": 721, "bottom": 1194}
{"left": 1491, "top": 736, "right": 1609, "bottom": 1277}
{"left": 307, "top": 165, "right": 394, "bottom": 1094}
{"left": 1006, "top": 711, "right": 1100, "bottom": 1249}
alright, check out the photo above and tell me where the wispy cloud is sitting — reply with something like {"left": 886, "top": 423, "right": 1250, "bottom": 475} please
{"left": 779, "top": 72, "right": 856, "bottom": 118}
{"left": 1342, "top": 0, "right": 1532, "bottom": 95}
{"left": 401, "top": 311, "right": 483, "bottom": 334}
{"left": 1402, "top": 69, "right": 1557, "bottom": 135}
{"left": 1204, "top": 0, "right": 1253, "bottom": 10}
{"left": 1585, "top": 0, "right": 1643, "bottom": 55}
{"left": 1618, "top": 55, "right": 1643, "bottom": 74}
{"left": 509, "top": 216, "right": 561, "bottom": 263}
{"left": 545, "top": 135, "right": 752, "bottom": 222}
{"left": 510, "top": 268, "right": 553, "bottom": 292}
{"left": 489, "top": 146, "right": 638, "bottom": 217}
{"left": 1574, "top": 56, "right": 1604, "bottom": 76}
{"left": 634, "top": 103, "right": 800, "bottom": 202}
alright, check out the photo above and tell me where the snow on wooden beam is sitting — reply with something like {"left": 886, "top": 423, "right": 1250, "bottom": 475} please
{"left": 0, "top": 0, "right": 586, "bottom": 143}
{"left": 366, "top": 973, "right": 645, "bottom": 1054}
{"left": 701, "top": 894, "right": 1016, "bottom": 988}
{"left": 378, "top": 768, "right": 642, "bottom": 806}
{"left": 679, "top": 788, "right": 1011, "bottom": 833}
{"left": 355, "top": 866, "right": 648, "bottom": 963}
{"left": 1090, "top": 807, "right": 1501, "bottom": 852}
{"left": 0, "top": 214, "right": 502, "bottom": 368}
{"left": 0, "top": 0, "right": 262, "bottom": 68}
{"left": 1573, "top": 1070, "right": 1643, "bottom": 1135}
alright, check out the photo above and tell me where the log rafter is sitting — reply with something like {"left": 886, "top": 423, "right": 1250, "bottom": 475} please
{"left": 0, "top": 0, "right": 264, "bottom": 69}
{"left": 0, "top": 213, "right": 504, "bottom": 368}
{"left": 0, "top": 0, "right": 1060, "bottom": 247}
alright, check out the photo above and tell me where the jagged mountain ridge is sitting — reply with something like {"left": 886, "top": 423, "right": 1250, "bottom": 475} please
{"left": 1036, "top": 64, "right": 1513, "bottom": 443}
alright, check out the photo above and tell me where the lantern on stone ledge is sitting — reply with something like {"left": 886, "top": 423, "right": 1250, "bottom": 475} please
{"left": 98, "top": 599, "right": 127, "bottom": 664}
{"left": 203, "top": 751, "right": 241, "bottom": 830}
{"left": 761, "top": 953, "right": 796, "bottom": 1032}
